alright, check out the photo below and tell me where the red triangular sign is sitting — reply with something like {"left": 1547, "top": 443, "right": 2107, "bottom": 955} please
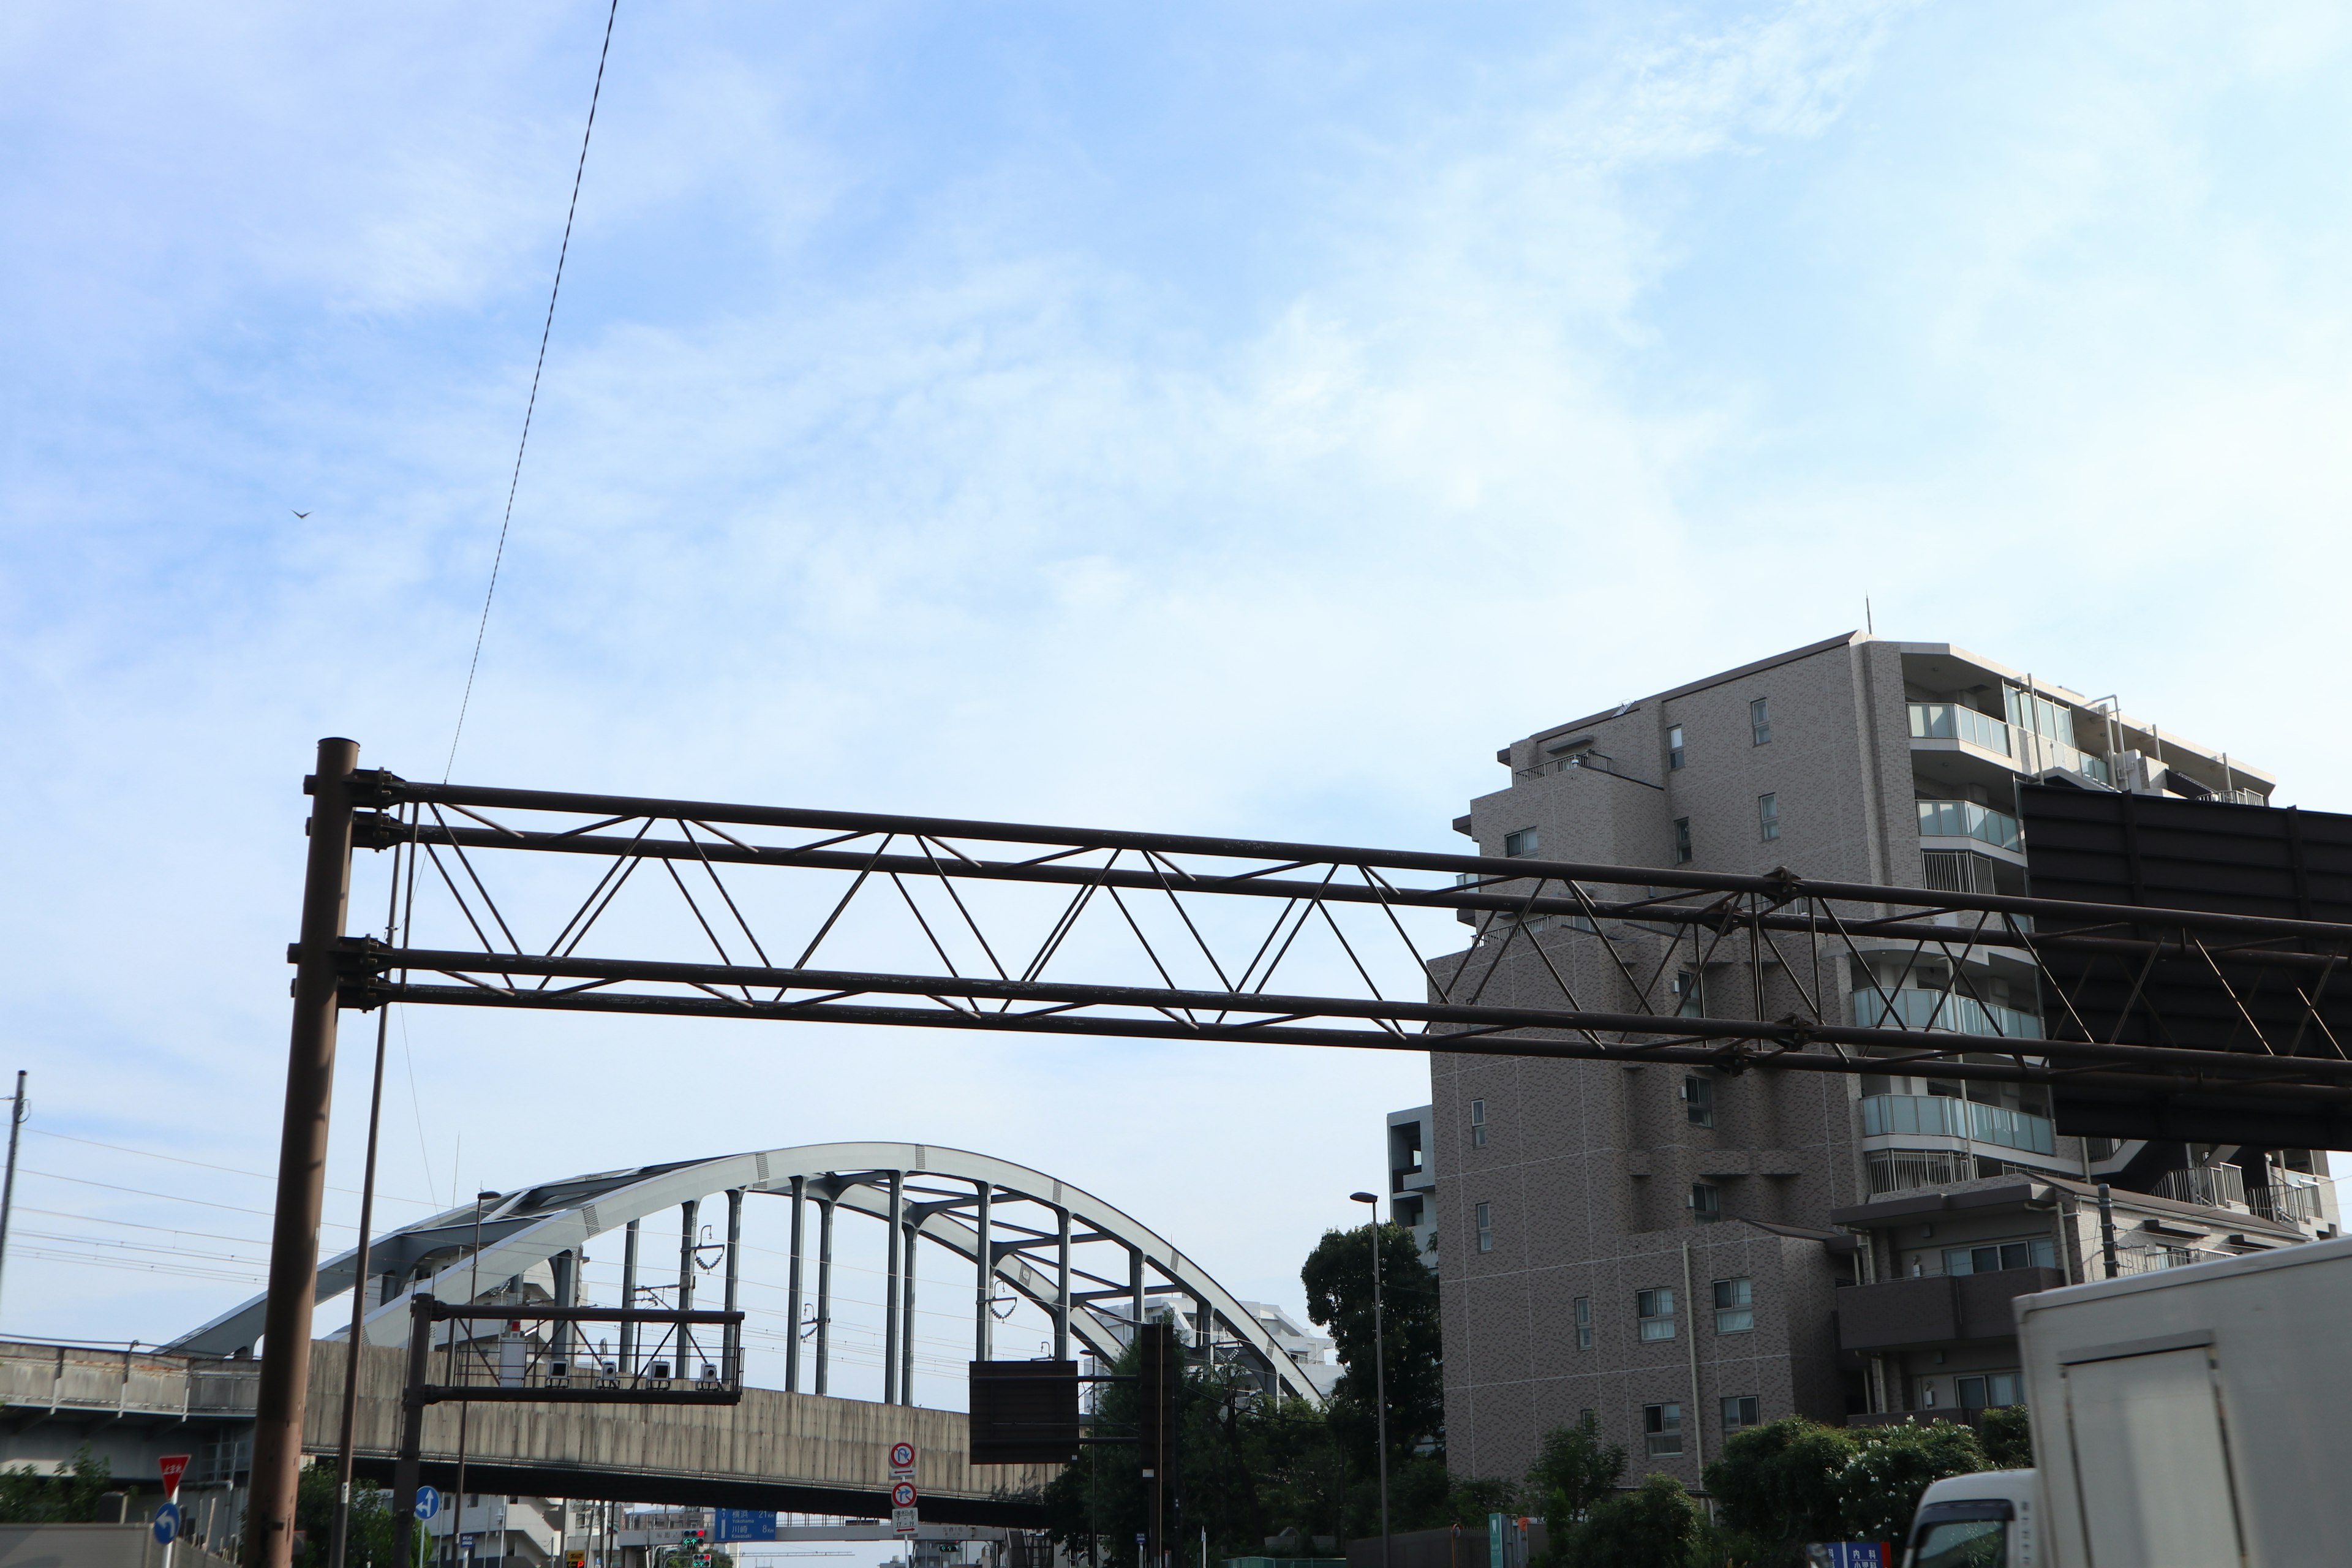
{"left": 159, "top": 1456, "right": 190, "bottom": 1498}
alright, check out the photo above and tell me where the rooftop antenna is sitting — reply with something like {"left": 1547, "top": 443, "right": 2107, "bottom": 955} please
{"left": 1865, "top": 596, "right": 1874, "bottom": 636}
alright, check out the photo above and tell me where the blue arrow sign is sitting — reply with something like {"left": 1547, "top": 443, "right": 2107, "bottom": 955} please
{"left": 415, "top": 1487, "right": 442, "bottom": 1521}
{"left": 153, "top": 1502, "right": 181, "bottom": 1545}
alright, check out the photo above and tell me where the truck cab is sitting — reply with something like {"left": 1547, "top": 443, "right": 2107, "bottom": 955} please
{"left": 1902, "top": 1469, "right": 2038, "bottom": 1568}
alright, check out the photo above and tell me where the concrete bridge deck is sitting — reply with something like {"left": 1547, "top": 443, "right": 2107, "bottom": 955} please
{"left": 0, "top": 1340, "right": 1054, "bottom": 1526}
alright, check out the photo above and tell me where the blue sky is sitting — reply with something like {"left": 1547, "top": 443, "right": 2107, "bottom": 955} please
{"left": 6, "top": 0, "right": 2352, "bottom": 1396}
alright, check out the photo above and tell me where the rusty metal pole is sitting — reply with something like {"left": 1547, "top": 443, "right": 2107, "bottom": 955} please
{"left": 248, "top": 737, "right": 362, "bottom": 1568}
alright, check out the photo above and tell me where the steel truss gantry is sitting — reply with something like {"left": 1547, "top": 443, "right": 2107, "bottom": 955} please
{"left": 244, "top": 741, "right": 2352, "bottom": 1568}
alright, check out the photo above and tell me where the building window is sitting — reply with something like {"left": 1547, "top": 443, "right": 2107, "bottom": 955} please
{"left": 1683, "top": 1074, "right": 1714, "bottom": 1126}
{"left": 1504, "top": 827, "right": 1539, "bottom": 858}
{"left": 1943, "top": 1238, "right": 2057, "bottom": 1276}
{"left": 1637, "top": 1287, "right": 1676, "bottom": 1341}
{"left": 1758, "top": 793, "right": 1779, "bottom": 842}
{"left": 1957, "top": 1372, "right": 2023, "bottom": 1411}
{"left": 1643, "top": 1403, "right": 1683, "bottom": 1457}
{"left": 1673, "top": 970, "right": 1704, "bottom": 1019}
{"left": 1751, "top": 697, "right": 1772, "bottom": 746}
{"left": 1714, "top": 1277, "right": 1754, "bottom": 1333}
{"left": 1667, "top": 725, "right": 1686, "bottom": 771}
{"left": 1721, "top": 1394, "right": 1760, "bottom": 1433}
{"left": 1689, "top": 1183, "right": 1721, "bottom": 1223}
{"left": 1574, "top": 1296, "right": 1593, "bottom": 1351}
{"left": 1469, "top": 1098, "right": 1487, "bottom": 1148}
{"left": 1475, "top": 1202, "right": 1493, "bottom": 1253}
{"left": 1673, "top": 817, "right": 1694, "bottom": 864}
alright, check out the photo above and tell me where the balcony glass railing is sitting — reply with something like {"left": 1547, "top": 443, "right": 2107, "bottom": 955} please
{"left": 1909, "top": 703, "right": 2012, "bottom": 755}
{"left": 1857, "top": 986, "right": 2041, "bottom": 1041}
{"left": 1917, "top": 799, "right": 2024, "bottom": 853}
{"left": 1861, "top": 1093, "right": 2056, "bottom": 1155}
{"left": 1910, "top": 702, "right": 2113, "bottom": 783}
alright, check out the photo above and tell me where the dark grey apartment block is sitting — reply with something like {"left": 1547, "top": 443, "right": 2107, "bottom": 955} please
{"left": 1422, "top": 632, "right": 2334, "bottom": 1491}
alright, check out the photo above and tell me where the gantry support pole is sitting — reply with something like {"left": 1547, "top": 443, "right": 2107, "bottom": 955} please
{"left": 815, "top": 1198, "right": 834, "bottom": 1395}
{"left": 249, "top": 737, "right": 360, "bottom": 1568}
{"left": 677, "top": 1199, "right": 699, "bottom": 1375}
{"left": 785, "top": 1176, "right": 805, "bottom": 1393}
{"left": 973, "top": 1182, "right": 993, "bottom": 1363}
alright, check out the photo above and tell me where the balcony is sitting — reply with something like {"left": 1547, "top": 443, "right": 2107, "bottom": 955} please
{"left": 2250, "top": 1183, "right": 2322, "bottom": 1224}
{"left": 1855, "top": 987, "right": 2043, "bottom": 1043}
{"left": 1910, "top": 703, "right": 2112, "bottom": 784}
{"left": 1916, "top": 799, "right": 2024, "bottom": 853}
{"left": 2154, "top": 1164, "right": 2246, "bottom": 1208}
{"left": 1861, "top": 1093, "right": 2056, "bottom": 1156}
{"left": 1910, "top": 703, "right": 2013, "bottom": 756}
{"left": 1836, "top": 1267, "right": 2065, "bottom": 1352}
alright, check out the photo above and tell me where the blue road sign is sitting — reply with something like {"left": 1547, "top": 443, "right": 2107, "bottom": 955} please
{"left": 712, "top": 1512, "right": 777, "bottom": 1544}
{"left": 153, "top": 1502, "right": 181, "bottom": 1545}
{"left": 415, "top": 1487, "right": 442, "bottom": 1521}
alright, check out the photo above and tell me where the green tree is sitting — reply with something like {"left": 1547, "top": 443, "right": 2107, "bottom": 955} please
{"left": 1301, "top": 1223, "right": 1443, "bottom": 1466}
{"left": 1526, "top": 1414, "right": 1623, "bottom": 1528}
{"left": 1976, "top": 1406, "right": 2033, "bottom": 1471}
{"left": 0, "top": 1446, "right": 113, "bottom": 1524}
{"left": 1836, "top": 1423, "right": 1984, "bottom": 1544}
{"left": 1562, "top": 1474, "right": 1703, "bottom": 1568}
{"left": 1702, "top": 1418, "right": 1856, "bottom": 1566}
{"left": 294, "top": 1460, "right": 398, "bottom": 1568}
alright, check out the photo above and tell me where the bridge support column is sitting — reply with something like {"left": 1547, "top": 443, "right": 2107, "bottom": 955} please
{"left": 815, "top": 1197, "right": 834, "bottom": 1395}
{"left": 723, "top": 1189, "right": 743, "bottom": 1381}
{"left": 677, "top": 1198, "right": 699, "bottom": 1377}
{"left": 620, "top": 1220, "right": 639, "bottom": 1374}
{"left": 901, "top": 1215, "right": 916, "bottom": 1404}
{"left": 551, "top": 1250, "right": 576, "bottom": 1369}
{"left": 883, "top": 1173, "right": 903, "bottom": 1405}
{"left": 1054, "top": 1207, "right": 1071, "bottom": 1362}
{"left": 1129, "top": 1246, "right": 1145, "bottom": 1331}
{"left": 786, "top": 1176, "right": 805, "bottom": 1392}
{"left": 973, "top": 1182, "right": 992, "bottom": 1363}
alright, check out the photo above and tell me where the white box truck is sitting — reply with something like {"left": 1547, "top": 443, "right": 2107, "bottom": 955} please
{"left": 1901, "top": 1232, "right": 2352, "bottom": 1568}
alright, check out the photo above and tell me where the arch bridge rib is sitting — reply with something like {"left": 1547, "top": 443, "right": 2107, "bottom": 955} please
{"left": 168, "top": 1142, "right": 1324, "bottom": 1406}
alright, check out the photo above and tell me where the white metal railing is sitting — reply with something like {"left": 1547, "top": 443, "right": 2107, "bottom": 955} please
{"left": 2155, "top": 1164, "right": 2248, "bottom": 1209}
{"left": 2249, "top": 1185, "right": 2321, "bottom": 1223}
{"left": 2114, "top": 1244, "right": 2236, "bottom": 1275}
{"left": 1860, "top": 1093, "right": 2056, "bottom": 1156}
{"left": 1917, "top": 799, "right": 2025, "bottom": 853}
{"left": 1856, "top": 986, "right": 2041, "bottom": 1042}
{"left": 1866, "top": 1148, "right": 1977, "bottom": 1196}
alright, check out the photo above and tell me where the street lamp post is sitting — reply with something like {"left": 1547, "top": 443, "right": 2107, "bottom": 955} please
{"left": 1349, "top": 1192, "right": 1389, "bottom": 1568}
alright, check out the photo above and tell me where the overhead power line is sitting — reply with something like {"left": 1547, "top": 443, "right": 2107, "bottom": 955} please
{"left": 445, "top": 0, "right": 623, "bottom": 780}
{"left": 28, "top": 1129, "right": 439, "bottom": 1210}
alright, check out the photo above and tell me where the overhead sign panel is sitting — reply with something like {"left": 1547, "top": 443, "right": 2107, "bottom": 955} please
{"left": 967, "top": 1360, "right": 1080, "bottom": 1466}
{"left": 2020, "top": 784, "right": 2352, "bottom": 1147}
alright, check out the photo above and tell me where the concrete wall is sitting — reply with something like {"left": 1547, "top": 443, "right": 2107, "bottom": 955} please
{"left": 0, "top": 1526, "right": 233, "bottom": 1568}
{"left": 304, "top": 1341, "right": 1057, "bottom": 1507}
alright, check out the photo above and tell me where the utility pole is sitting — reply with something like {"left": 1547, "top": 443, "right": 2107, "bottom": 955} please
{"left": 1350, "top": 1193, "right": 1389, "bottom": 1568}
{"left": 250, "top": 738, "right": 363, "bottom": 1568}
{"left": 0, "top": 1071, "right": 26, "bottom": 1320}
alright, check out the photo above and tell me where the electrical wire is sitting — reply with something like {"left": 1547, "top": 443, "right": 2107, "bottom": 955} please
{"left": 444, "top": 0, "right": 622, "bottom": 781}
{"left": 27, "top": 1129, "right": 439, "bottom": 1209}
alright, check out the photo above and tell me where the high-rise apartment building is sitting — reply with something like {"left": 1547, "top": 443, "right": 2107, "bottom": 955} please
{"left": 1425, "top": 632, "right": 2336, "bottom": 1490}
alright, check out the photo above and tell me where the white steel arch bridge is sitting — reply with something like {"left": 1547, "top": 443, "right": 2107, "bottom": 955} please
{"left": 169, "top": 1141, "right": 1325, "bottom": 1407}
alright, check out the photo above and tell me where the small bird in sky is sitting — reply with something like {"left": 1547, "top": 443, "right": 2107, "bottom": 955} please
{"left": 292, "top": 510, "right": 309, "bottom": 519}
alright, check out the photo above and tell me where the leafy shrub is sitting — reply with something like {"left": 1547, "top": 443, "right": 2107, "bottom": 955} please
{"left": 1562, "top": 1474, "right": 1703, "bottom": 1568}
{"left": 1836, "top": 1422, "right": 1984, "bottom": 1543}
